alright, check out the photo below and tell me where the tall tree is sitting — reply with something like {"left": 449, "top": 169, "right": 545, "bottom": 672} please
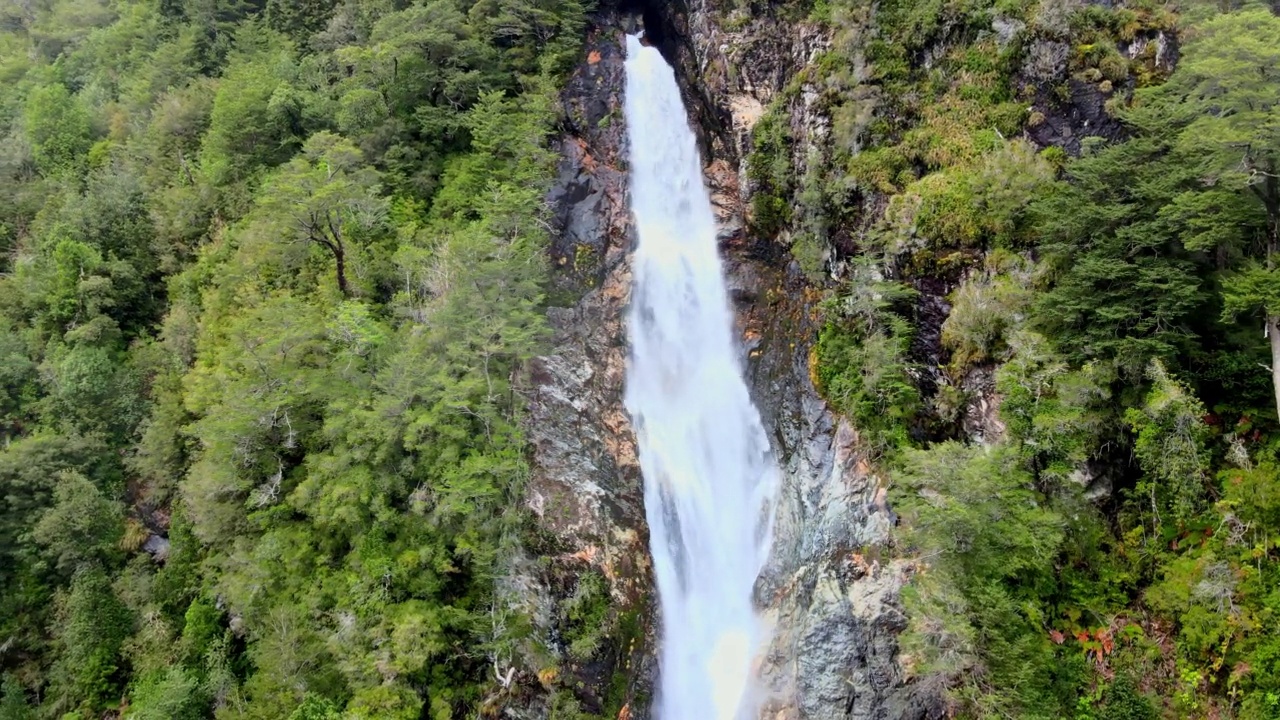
{"left": 250, "top": 131, "right": 386, "bottom": 297}
{"left": 46, "top": 566, "right": 134, "bottom": 715}
{"left": 0, "top": 674, "right": 32, "bottom": 720}
{"left": 23, "top": 83, "right": 92, "bottom": 175}
{"left": 1140, "top": 9, "right": 1280, "bottom": 418}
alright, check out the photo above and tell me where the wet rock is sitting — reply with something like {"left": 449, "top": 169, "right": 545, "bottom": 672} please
{"left": 958, "top": 365, "right": 1007, "bottom": 445}
{"left": 509, "top": 19, "right": 657, "bottom": 718}
{"left": 532, "top": 19, "right": 644, "bottom": 603}
{"left": 1121, "top": 30, "right": 1178, "bottom": 72}
{"left": 1020, "top": 18, "right": 1176, "bottom": 155}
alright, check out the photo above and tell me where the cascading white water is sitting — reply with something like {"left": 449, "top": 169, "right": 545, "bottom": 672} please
{"left": 622, "top": 34, "right": 780, "bottom": 720}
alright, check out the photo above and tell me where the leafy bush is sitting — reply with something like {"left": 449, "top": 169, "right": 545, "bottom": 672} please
{"left": 894, "top": 442, "right": 1071, "bottom": 715}
{"left": 1124, "top": 361, "right": 1211, "bottom": 524}
{"left": 813, "top": 263, "right": 921, "bottom": 454}
{"left": 941, "top": 256, "right": 1031, "bottom": 371}
{"left": 747, "top": 108, "right": 794, "bottom": 237}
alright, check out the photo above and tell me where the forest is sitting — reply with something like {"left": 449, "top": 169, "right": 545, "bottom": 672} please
{"left": 0, "top": 0, "right": 590, "bottom": 718}
{"left": 2, "top": 0, "right": 1280, "bottom": 718}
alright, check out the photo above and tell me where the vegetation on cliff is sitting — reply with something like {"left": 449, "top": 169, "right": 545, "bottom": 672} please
{"left": 0, "top": 0, "right": 599, "bottom": 718}
{"left": 756, "top": 0, "right": 1280, "bottom": 715}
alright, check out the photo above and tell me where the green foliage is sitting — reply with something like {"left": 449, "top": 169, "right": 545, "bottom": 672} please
{"left": 179, "top": 597, "right": 224, "bottom": 665}
{"left": 1030, "top": 131, "right": 1220, "bottom": 378}
{"left": 790, "top": 0, "right": 1280, "bottom": 716}
{"left": 895, "top": 442, "right": 1070, "bottom": 716}
{"left": 882, "top": 141, "right": 1053, "bottom": 263}
{"left": 125, "top": 667, "right": 208, "bottom": 720}
{"left": 287, "top": 694, "right": 340, "bottom": 720}
{"left": 32, "top": 471, "right": 125, "bottom": 575}
{"left": 940, "top": 253, "right": 1031, "bottom": 371}
{"left": 995, "top": 331, "right": 1114, "bottom": 483}
{"left": 0, "top": 675, "right": 32, "bottom": 720}
{"left": 24, "top": 83, "right": 93, "bottom": 174}
{"left": 814, "top": 262, "right": 920, "bottom": 455}
{"left": 1124, "top": 361, "right": 1211, "bottom": 524}
{"left": 561, "top": 570, "right": 614, "bottom": 661}
{"left": 0, "top": 0, "right": 591, "bottom": 716}
{"left": 1095, "top": 678, "right": 1158, "bottom": 720}
{"left": 264, "top": 0, "right": 337, "bottom": 42}
{"left": 198, "top": 37, "right": 304, "bottom": 187}
{"left": 7, "top": 0, "right": 1280, "bottom": 717}
{"left": 746, "top": 107, "right": 793, "bottom": 237}
{"left": 48, "top": 566, "right": 135, "bottom": 714}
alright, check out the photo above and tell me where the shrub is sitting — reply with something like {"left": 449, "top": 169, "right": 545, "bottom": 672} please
{"left": 941, "top": 270, "right": 1030, "bottom": 371}
{"left": 814, "top": 266, "right": 921, "bottom": 455}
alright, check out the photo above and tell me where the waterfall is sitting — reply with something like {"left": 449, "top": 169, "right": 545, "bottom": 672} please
{"left": 622, "top": 34, "right": 780, "bottom": 720}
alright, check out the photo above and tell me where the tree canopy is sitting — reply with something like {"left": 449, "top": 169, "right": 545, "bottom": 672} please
{"left": 0, "top": 0, "right": 593, "bottom": 717}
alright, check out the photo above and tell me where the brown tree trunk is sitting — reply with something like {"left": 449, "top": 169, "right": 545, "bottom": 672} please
{"left": 312, "top": 214, "right": 349, "bottom": 297}
{"left": 334, "top": 244, "right": 348, "bottom": 297}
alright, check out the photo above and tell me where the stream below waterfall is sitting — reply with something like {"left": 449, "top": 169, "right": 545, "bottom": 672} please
{"left": 622, "top": 33, "right": 781, "bottom": 720}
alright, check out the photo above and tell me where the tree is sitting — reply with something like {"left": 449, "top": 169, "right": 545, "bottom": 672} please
{"left": 0, "top": 674, "right": 32, "bottom": 720}
{"left": 182, "top": 294, "right": 328, "bottom": 544}
{"left": 125, "top": 668, "right": 208, "bottom": 720}
{"left": 0, "top": 322, "right": 38, "bottom": 440}
{"left": 1139, "top": 9, "right": 1280, "bottom": 419}
{"left": 264, "top": 0, "right": 338, "bottom": 42}
{"left": 199, "top": 42, "right": 301, "bottom": 187}
{"left": 894, "top": 442, "right": 1068, "bottom": 716}
{"left": 23, "top": 83, "right": 92, "bottom": 174}
{"left": 0, "top": 0, "right": 596, "bottom": 715}
{"left": 1031, "top": 132, "right": 1213, "bottom": 378}
{"left": 32, "top": 470, "right": 124, "bottom": 575}
{"left": 1124, "top": 361, "right": 1211, "bottom": 526}
{"left": 288, "top": 694, "right": 340, "bottom": 720}
{"left": 0, "top": 433, "right": 113, "bottom": 576}
{"left": 39, "top": 343, "right": 146, "bottom": 441}
{"left": 250, "top": 132, "right": 386, "bottom": 296}
{"left": 47, "top": 566, "right": 135, "bottom": 714}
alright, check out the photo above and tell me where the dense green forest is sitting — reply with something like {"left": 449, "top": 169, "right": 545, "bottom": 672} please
{"left": 781, "top": 0, "right": 1280, "bottom": 716}
{"left": 0, "top": 0, "right": 590, "bottom": 718}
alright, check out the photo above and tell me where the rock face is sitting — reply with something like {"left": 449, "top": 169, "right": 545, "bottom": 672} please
{"left": 530, "top": 21, "right": 645, "bottom": 605}
{"left": 662, "top": 7, "right": 939, "bottom": 718}
{"left": 517, "top": 3, "right": 933, "bottom": 719}
{"left": 510, "top": 15, "right": 657, "bottom": 718}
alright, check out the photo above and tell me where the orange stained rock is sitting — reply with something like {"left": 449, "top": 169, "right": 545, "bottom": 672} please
{"left": 588, "top": 50, "right": 602, "bottom": 64}
{"left": 567, "top": 546, "right": 600, "bottom": 564}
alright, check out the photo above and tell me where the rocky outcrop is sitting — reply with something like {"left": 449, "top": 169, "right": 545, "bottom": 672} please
{"left": 512, "top": 0, "right": 1192, "bottom": 715}
{"left": 531, "top": 25, "right": 641, "bottom": 591}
